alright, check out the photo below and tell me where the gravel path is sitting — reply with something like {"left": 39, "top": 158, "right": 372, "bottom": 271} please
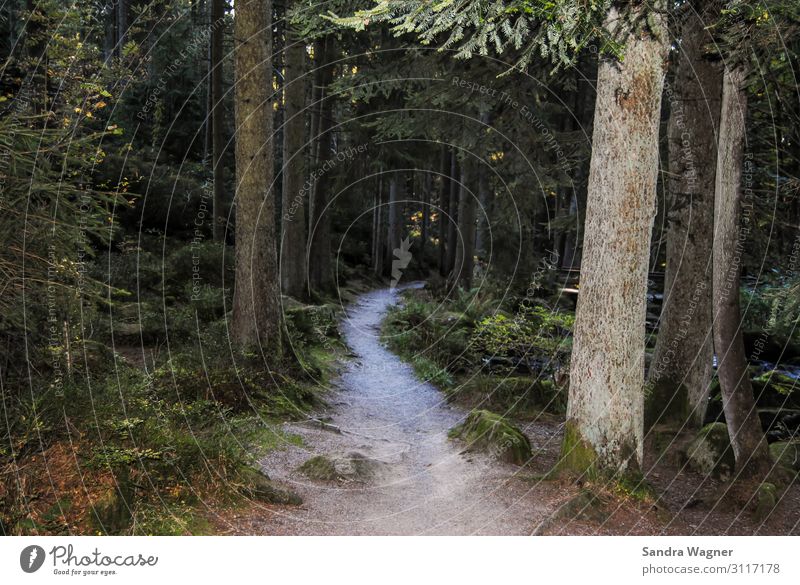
{"left": 255, "top": 284, "right": 553, "bottom": 535}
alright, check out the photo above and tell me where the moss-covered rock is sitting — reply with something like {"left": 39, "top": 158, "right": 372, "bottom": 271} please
{"left": 298, "top": 455, "right": 338, "bottom": 481}
{"left": 239, "top": 467, "right": 302, "bottom": 505}
{"left": 754, "top": 482, "right": 778, "bottom": 523}
{"left": 769, "top": 441, "right": 800, "bottom": 474}
{"left": 685, "top": 422, "right": 735, "bottom": 480}
{"left": 298, "top": 452, "right": 382, "bottom": 483}
{"left": 449, "top": 409, "right": 532, "bottom": 465}
{"left": 752, "top": 370, "right": 800, "bottom": 410}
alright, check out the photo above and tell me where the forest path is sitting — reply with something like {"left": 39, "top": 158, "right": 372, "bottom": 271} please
{"left": 252, "top": 284, "right": 555, "bottom": 535}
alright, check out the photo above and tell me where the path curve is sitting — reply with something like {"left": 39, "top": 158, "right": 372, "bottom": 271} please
{"left": 257, "top": 284, "right": 552, "bottom": 535}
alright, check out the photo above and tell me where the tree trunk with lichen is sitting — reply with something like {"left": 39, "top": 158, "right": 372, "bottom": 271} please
{"left": 231, "top": 0, "right": 282, "bottom": 353}
{"left": 712, "top": 65, "right": 771, "bottom": 478}
{"left": 646, "top": 2, "right": 721, "bottom": 429}
{"left": 560, "top": 5, "right": 668, "bottom": 477}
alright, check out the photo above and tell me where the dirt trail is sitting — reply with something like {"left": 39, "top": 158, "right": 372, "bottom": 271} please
{"left": 222, "top": 284, "right": 800, "bottom": 536}
{"left": 255, "top": 284, "right": 554, "bottom": 535}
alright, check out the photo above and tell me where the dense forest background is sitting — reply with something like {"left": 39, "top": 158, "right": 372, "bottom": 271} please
{"left": 1, "top": 0, "right": 799, "bottom": 535}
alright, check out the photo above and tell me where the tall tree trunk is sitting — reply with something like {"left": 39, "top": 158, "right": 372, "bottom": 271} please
{"left": 385, "top": 175, "right": 401, "bottom": 273}
{"left": 231, "top": 0, "right": 281, "bottom": 352}
{"left": 560, "top": 5, "right": 668, "bottom": 477}
{"left": 445, "top": 154, "right": 459, "bottom": 277}
{"left": 646, "top": 3, "right": 722, "bottom": 429}
{"left": 25, "top": 0, "right": 46, "bottom": 113}
{"left": 420, "top": 173, "right": 431, "bottom": 266}
{"left": 373, "top": 174, "right": 384, "bottom": 276}
{"left": 211, "top": 0, "right": 226, "bottom": 241}
{"left": 116, "top": 0, "right": 128, "bottom": 57}
{"left": 476, "top": 160, "right": 490, "bottom": 259}
{"left": 561, "top": 192, "right": 578, "bottom": 269}
{"left": 454, "top": 162, "right": 476, "bottom": 289}
{"left": 438, "top": 147, "right": 451, "bottom": 276}
{"left": 713, "top": 65, "right": 770, "bottom": 478}
{"left": 280, "top": 11, "right": 307, "bottom": 298}
{"left": 308, "top": 35, "right": 335, "bottom": 294}
{"left": 475, "top": 112, "right": 492, "bottom": 259}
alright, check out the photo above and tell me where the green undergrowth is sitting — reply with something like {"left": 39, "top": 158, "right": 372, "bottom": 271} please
{"left": 381, "top": 287, "right": 573, "bottom": 419}
{"left": 1, "top": 265, "right": 343, "bottom": 534}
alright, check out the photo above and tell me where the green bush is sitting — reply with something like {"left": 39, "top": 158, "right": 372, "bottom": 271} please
{"left": 472, "top": 302, "right": 574, "bottom": 359}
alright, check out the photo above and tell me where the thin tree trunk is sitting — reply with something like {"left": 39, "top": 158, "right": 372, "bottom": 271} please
{"left": 454, "top": 161, "right": 476, "bottom": 289}
{"left": 560, "top": 5, "right": 668, "bottom": 477}
{"left": 280, "top": 10, "right": 307, "bottom": 298}
{"left": 646, "top": 3, "right": 722, "bottom": 429}
{"left": 211, "top": 0, "right": 225, "bottom": 241}
{"left": 116, "top": 0, "right": 128, "bottom": 56}
{"left": 475, "top": 112, "right": 491, "bottom": 259}
{"left": 713, "top": 65, "right": 770, "bottom": 478}
{"left": 231, "top": 0, "right": 281, "bottom": 352}
{"left": 308, "top": 35, "right": 335, "bottom": 293}
{"left": 421, "top": 173, "right": 431, "bottom": 266}
{"left": 445, "top": 154, "right": 459, "bottom": 277}
{"left": 438, "top": 147, "right": 451, "bottom": 276}
{"left": 561, "top": 192, "right": 578, "bottom": 269}
{"left": 385, "top": 175, "right": 401, "bottom": 272}
{"left": 373, "top": 175, "right": 384, "bottom": 276}
{"left": 476, "top": 158, "right": 492, "bottom": 261}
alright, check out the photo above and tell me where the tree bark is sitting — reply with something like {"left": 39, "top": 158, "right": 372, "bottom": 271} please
{"left": 211, "top": 0, "right": 226, "bottom": 241}
{"left": 116, "top": 0, "right": 129, "bottom": 56}
{"left": 445, "top": 154, "right": 460, "bottom": 277}
{"left": 454, "top": 161, "right": 476, "bottom": 289}
{"left": 308, "top": 35, "right": 335, "bottom": 294}
{"left": 385, "top": 175, "right": 401, "bottom": 273}
{"left": 280, "top": 10, "right": 307, "bottom": 298}
{"left": 712, "top": 65, "right": 770, "bottom": 478}
{"left": 420, "top": 173, "right": 431, "bottom": 266}
{"left": 231, "top": 0, "right": 281, "bottom": 352}
{"left": 475, "top": 112, "right": 491, "bottom": 259}
{"left": 476, "top": 159, "right": 490, "bottom": 259}
{"left": 373, "top": 174, "right": 384, "bottom": 276}
{"left": 561, "top": 5, "right": 668, "bottom": 476}
{"left": 438, "top": 147, "right": 452, "bottom": 276}
{"left": 646, "top": 3, "right": 722, "bottom": 428}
